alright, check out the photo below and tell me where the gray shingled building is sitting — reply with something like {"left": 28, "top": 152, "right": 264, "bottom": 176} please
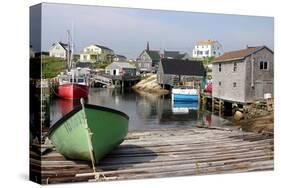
{"left": 212, "top": 46, "right": 274, "bottom": 103}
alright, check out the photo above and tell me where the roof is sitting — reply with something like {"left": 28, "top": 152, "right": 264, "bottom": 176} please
{"left": 146, "top": 50, "right": 160, "bottom": 61}
{"left": 175, "top": 53, "right": 190, "bottom": 60}
{"left": 58, "top": 42, "right": 69, "bottom": 51}
{"left": 94, "top": 44, "right": 113, "bottom": 51}
{"left": 161, "top": 58, "right": 205, "bottom": 76}
{"left": 76, "top": 62, "right": 93, "bottom": 68}
{"left": 106, "top": 62, "right": 136, "bottom": 69}
{"left": 164, "top": 51, "right": 180, "bottom": 58}
{"left": 50, "top": 42, "right": 69, "bottom": 51}
{"left": 114, "top": 54, "right": 127, "bottom": 59}
{"left": 213, "top": 46, "right": 272, "bottom": 63}
{"left": 196, "top": 40, "right": 216, "bottom": 46}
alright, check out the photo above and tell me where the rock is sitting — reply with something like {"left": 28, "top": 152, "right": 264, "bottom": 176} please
{"left": 132, "top": 74, "right": 169, "bottom": 94}
{"left": 234, "top": 111, "right": 244, "bottom": 121}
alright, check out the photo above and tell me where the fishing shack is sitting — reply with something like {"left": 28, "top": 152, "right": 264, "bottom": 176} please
{"left": 157, "top": 58, "right": 205, "bottom": 89}
{"left": 212, "top": 46, "right": 274, "bottom": 103}
{"left": 212, "top": 46, "right": 274, "bottom": 115}
{"left": 105, "top": 61, "right": 137, "bottom": 77}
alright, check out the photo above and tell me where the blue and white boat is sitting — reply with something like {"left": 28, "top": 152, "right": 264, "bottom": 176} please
{"left": 171, "top": 86, "right": 198, "bottom": 102}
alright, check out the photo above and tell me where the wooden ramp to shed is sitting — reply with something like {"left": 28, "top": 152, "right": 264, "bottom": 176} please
{"left": 30, "top": 127, "right": 273, "bottom": 184}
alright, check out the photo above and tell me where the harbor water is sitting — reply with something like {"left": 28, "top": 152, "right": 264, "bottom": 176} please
{"left": 50, "top": 88, "right": 232, "bottom": 131}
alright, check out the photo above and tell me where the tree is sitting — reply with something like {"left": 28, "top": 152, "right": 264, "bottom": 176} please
{"left": 203, "top": 56, "right": 215, "bottom": 65}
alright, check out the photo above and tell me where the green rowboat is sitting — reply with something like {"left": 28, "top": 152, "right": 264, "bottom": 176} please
{"left": 48, "top": 103, "right": 129, "bottom": 165}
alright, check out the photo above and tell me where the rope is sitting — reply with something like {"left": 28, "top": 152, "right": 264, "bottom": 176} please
{"left": 80, "top": 98, "right": 107, "bottom": 181}
{"left": 49, "top": 84, "right": 60, "bottom": 97}
{"left": 80, "top": 98, "right": 96, "bottom": 170}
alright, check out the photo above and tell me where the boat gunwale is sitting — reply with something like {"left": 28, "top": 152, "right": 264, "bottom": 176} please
{"left": 48, "top": 103, "right": 129, "bottom": 137}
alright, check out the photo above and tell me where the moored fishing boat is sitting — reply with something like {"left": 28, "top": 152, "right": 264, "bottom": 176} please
{"left": 171, "top": 86, "right": 199, "bottom": 102}
{"left": 58, "top": 71, "right": 89, "bottom": 99}
{"left": 48, "top": 100, "right": 129, "bottom": 165}
{"left": 57, "top": 30, "right": 90, "bottom": 100}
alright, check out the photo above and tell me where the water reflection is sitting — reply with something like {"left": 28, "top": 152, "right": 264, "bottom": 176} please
{"left": 50, "top": 88, "right": 231, "bottom": 130}
{"left": 172, "top": 101, "right": 198, "bottom": 114}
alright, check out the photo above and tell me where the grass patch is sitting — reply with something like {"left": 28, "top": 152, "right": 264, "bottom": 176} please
{"left": 30, "top": 56, "right": 67, "bottom": 78}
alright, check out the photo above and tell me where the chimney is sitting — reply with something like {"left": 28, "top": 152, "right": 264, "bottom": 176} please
{"left": 146, "top": 41, "right": 150, "bottom": 51}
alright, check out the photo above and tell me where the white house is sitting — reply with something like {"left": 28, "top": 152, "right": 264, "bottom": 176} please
{"left": 49, "top": 42, "right": 70, "bottom": 59}
{"left": 80, "top": 44, "right": 114, "bottom": 63}
{"left": 192, "top": 40, "right": 223, "bottom": 59}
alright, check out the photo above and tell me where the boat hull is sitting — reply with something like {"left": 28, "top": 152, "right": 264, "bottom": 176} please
{"left": 58, "top": 83, "right": 89, "bottom": 100}
{"left": 48, "top": 104, "right": 129, "bottom": 164}
{"left": 173, "top": 101, "right": 198, "bottom": 108}
{"left": 172, "top": 94, "right": 198, "bottom": 102}
{"left": 172, "top": 88, "right": 198, "bottom": 102}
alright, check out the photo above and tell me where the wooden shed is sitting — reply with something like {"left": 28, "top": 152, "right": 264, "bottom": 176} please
{"left": 157, "top": 58, "right": 205, "bottom": 88}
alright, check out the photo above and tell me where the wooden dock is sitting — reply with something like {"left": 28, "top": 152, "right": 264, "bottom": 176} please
{"left": 30, "top": 127, "right": 273, "bottom": 184}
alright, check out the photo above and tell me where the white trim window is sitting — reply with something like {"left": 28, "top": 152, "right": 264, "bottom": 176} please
{"left": 260, "top": 61, "right": 269, "bottom": 70}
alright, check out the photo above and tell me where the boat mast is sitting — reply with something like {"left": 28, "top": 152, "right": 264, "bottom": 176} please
{"left": 71, "top": 23, "right": 74, "bottom": 69}
{"left": 67, "top": 30, "right": 72, "bottom": 71}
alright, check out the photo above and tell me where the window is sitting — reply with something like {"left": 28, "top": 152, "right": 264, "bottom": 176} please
{"left": 260, "top": 61, "right": 264, "bottom": 69}
{"left": 233, "top": 62, "right": 237, "bottom": 72}
{"left": 219, "top": 81, "right": 221, "bottom": 86}
{"left": 205, "top": 50, "right": 209, "bottom": 55}
{"left": 219, "top": 63, "right": 222, "bottom": 72}
{"left": 264, "top": 61, "right": 268, "bottom": 70}
{"left": 233, "top": 82, "right": 237, "bottom": 87}
{"left": 260, "top": 61, "right": 269, "bottom": 70}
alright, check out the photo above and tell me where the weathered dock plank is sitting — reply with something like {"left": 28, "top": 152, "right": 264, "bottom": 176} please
{"left": 30, "top": 127, "right": 273, "bottom": 184}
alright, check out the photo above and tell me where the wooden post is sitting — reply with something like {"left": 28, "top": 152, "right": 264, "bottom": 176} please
{"left": 198, "top": 89, "right": 201, "bottom": 111}
{"left": 121, "top": 80, "right": 124, "bottom": 94}
{"left": 212, "top": 97, "right": 215, "bottom": 112}
{"left": 202, "top": 95, "right": 206, "bottom": 111}
{"left": 219, "top": 99, "right": 222, "bottom": 116}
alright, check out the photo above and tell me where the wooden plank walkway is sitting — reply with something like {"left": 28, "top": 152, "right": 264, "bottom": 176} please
{"left": 30, "top": 127, "right": 274, "bottom": 184}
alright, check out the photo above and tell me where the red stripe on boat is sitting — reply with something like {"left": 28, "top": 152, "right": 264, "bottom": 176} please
{"left": 58, "top": 83, "right": 89, "bottom": 99}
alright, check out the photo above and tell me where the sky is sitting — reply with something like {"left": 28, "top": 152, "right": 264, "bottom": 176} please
{"left": 31, "top": 3, "right": 274, "bottom": 59}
